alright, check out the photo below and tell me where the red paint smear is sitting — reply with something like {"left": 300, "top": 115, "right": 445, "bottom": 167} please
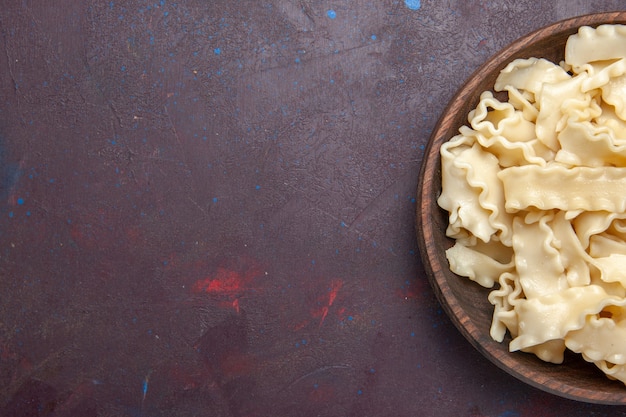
{"left": 193, "top": 268, "right": 242, "bottom": 294}
{"left": 193, "top": 268, "right": 246, "bottom": 294}
{"left": 193, "top": 263, "right": 261, "bottom": 294}
{"left": 167, "top": 363, "right": 207, "bottom": 392}
{"left": 70, "top": 223, "right": 99, "bottom": 249}
{"left": 125, "top": 225, "right": 144, "bottom": 244}
{"left": 53, "top": 380, "right": 96, "bottom": 414}
{"left": 161, "top": 252, "right": 179, "bottom": 270}
{"left": 220, "top": 353, "right": 255, "bottom": 377}
{"left": 192, "top": 262, "right": 262, "bottom": 313}
{"left": 311, "top": 279, "right": 343, "bottom": 328}
{"left": 289, "top": 319, "right": 310, "bottom": 332}
{"left": 0, "top": 341, "right": 18, "bottom": 361}
{"left": 18, "top": 356, "right": 33, "bottom": 373}
{"left": 329, "top": 280, "right": 342, "bottom": 304}
{"left": 396, "top": 287, "right": 419, "bottom": 300}
{"left": 396, "top": 279, "right": 426, "bottom": 300}
{"left": 516, "top": 392, "right": 563, "bottom": 417}
{"left": 309, "top": 383, "right": 336, "bottom": 403}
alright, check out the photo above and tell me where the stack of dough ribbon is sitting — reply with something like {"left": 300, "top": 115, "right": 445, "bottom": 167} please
{"left": 438, "top": 24, "right": 626, "bottom": 384}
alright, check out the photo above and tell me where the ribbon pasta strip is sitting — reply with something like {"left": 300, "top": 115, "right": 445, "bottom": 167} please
{"left": 438, "top": 24, "right": 626, "bottom": 385}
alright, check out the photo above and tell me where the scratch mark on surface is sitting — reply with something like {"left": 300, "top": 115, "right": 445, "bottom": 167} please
{"left": 348, "top": 167, "right": 419, "bottom": 229}
{"left": 0, "top": 347, "right": 72, "bottom": 408}
{"left": 0, "top": 19, "right": 27, "bottom": 126}
{"left": 108, "top": 101, "right": 123, "bottom": 128}
{"left": 281, "top": 364, "right": 352, "bottom": 392}
{"left": 163, "top": 104, "right": 183, "bottom": 146}
{"left": 187, "top": 195, "right": 207, "bottom": 216}
{"left": 2, "top": 37, "right": 18, "bottom": 94}
{"left": 299, "top": 0, "right": 316, "bottom": 24}
{"left": 245, "top": 40, "right": 380, "bottom": 76}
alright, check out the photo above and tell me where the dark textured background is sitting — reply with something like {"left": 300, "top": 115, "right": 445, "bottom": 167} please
{"left": 2, "top": 1, "right": 626, "bottom": 416}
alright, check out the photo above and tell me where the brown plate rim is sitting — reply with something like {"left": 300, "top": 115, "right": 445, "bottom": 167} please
{"left": 416, "top": 11, "right": 626, "bottom": 405}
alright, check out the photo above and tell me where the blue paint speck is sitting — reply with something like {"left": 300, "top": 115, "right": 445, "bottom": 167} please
{"left": 255, "top": 185, "right": 261, "bottom": 190}
{"left": 327, "top": 9, "right": 336, "bottom": 19}
{"left": 214, "top": 47, "right": 221, "bottom": 55}
{"left": 371, "top": 34, "right": 377, "bottom": 40}
{"left": 212, "top": 197, "right": 218, "bottom": 203}
{"left": 404, "top": 0, "right": 421, "bottom": 10}
{"left": 357, "top": 389, "right": 363, "bottom": 395}
{"left": 17, "top": 197, "right": 24, "bottom": 205}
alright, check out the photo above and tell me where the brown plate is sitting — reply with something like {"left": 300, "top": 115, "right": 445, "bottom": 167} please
{"left": 416, "top": 11, "right": 626, "bottom": 405}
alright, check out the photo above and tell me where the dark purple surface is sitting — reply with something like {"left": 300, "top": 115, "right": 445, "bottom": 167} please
{"left": 2, "top": 1, "right": 626, "bottom": 416}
